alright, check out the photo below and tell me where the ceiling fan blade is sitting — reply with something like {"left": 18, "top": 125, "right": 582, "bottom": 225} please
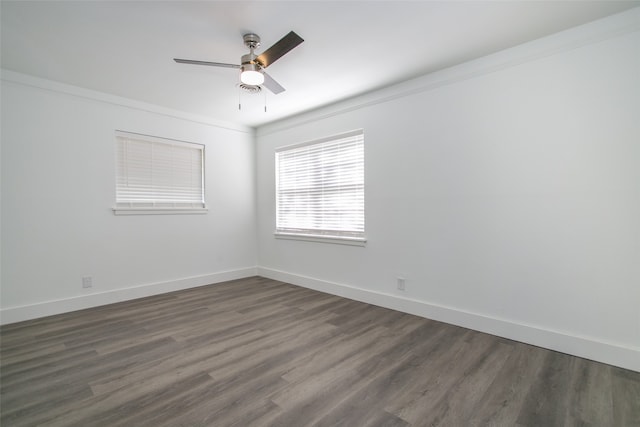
{"left": 256, "top": 31, "right": 304, "bottom": 68}
{"left": 262, "top": 72, "right": 285, "bottom": 94}
{"left": 174, "top": 58, "right": 240, "bottom": 69}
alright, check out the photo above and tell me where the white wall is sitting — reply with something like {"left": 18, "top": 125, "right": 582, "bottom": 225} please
{"left": 256, "top": 11, "right": 640, "bottom": 371}
{"left": 1, "top": 73, "right": 257, "bottom": 323}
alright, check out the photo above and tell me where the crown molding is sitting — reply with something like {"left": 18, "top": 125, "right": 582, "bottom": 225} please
{"left": 257, "top": 7, "right": 640, "bottom": 136}
{"left": 0, "top": 69, "right": 254, "bottom": 134}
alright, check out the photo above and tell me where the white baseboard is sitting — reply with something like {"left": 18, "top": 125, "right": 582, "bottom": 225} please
{"left": 258, "top": 266, "right": 640, "bottom": 372}
{"left": 0, "top": 267, "right": 258, "bottom": 325}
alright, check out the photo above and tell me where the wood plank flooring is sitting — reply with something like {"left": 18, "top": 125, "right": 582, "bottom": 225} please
{"left": 1, "top": 276, "right": 638, "bottom": 426}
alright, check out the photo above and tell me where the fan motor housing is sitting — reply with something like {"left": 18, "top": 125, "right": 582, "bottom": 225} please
{"left": 241, "top": 53, "right": 260, "bottom": 66}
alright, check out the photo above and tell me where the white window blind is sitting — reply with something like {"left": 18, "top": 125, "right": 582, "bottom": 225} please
{"left": 275, "top": 129, "right": 364, "bottom": 242}
{"left": 115, "top": 131, "right": 205, "bottom": 212}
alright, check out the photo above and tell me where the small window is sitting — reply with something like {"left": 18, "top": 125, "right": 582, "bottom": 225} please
{"left": 113, "top": 131, "right": 206, "bottom": 215}
{"left": 275, "top": 129, "right": 365, "bottom": 245}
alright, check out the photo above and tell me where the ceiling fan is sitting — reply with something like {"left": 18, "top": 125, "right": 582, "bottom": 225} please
{"left": 174, "top": 31, "right": 304, "bottom": 94}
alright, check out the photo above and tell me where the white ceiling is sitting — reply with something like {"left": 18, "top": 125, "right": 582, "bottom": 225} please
{"left": 2, "top": 1, "right": 638, "bottom": 128}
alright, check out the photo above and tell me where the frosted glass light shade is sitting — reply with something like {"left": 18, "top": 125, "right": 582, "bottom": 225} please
{"left": 240, "top": 69, "right": 264, "bottom": 85}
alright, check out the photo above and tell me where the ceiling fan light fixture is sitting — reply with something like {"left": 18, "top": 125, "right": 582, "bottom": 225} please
{"left": 240, "top": 63, "right": 264, "bottom": 85}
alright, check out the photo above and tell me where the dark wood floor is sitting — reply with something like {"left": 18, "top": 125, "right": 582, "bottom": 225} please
{"left": 1, "top": 276, "right": 638, "bottom": 427}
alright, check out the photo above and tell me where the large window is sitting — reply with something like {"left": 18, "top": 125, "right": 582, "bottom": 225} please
{"left": 114, "top": 131, "right": 206, "bottom": 215}
{"left": 275, "top": 129, "right": 365, "bottom": 245}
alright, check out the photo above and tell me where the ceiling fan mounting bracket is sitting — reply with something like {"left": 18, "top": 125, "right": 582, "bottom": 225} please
{"left": 243, "top": 33, "right": 261, "bottom": 50}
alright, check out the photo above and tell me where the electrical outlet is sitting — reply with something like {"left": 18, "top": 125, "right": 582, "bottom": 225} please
{"left": 82, "top": 276, "right": 93, "bottom": 288}
{"left": 397, "top": 277, "right": 405, "bottom": 291}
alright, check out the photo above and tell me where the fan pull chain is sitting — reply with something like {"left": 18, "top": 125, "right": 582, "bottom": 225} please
{"left": 264, "top": 90, "right": 267, "bottom": 113}
{"left": 238, "top": 86, "right": 242, "bottom": 110}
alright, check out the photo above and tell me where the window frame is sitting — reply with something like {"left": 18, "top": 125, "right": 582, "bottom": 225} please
{"left": 274, "top": 129, "right": 366, "bottom": 246}
{"left": 113, "top": 130, "right": 207, "bottom": 216}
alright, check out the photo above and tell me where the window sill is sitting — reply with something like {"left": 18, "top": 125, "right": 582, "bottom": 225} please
{"left": 274, "top": 232, "right": 366, "bottom": 247}
{"left": 113, "top": 207, "right": 208, "bottom": 215}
